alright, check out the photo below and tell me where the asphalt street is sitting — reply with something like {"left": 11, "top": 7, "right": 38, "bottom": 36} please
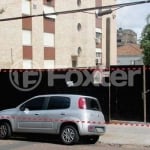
{"left": 0, "top": 139, "right": 150, "bottom": 150}
{"left": 1, "top": 123, "right": 150, "bottom": 149}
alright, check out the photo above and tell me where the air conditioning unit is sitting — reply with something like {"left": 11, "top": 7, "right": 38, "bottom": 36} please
{"left": 95, "top": 38, "right": 101, "bottom": 44}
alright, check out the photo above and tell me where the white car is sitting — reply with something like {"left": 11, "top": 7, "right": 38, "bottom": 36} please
{"left": 0, "top": 94, "right": 105, "bottom": 145}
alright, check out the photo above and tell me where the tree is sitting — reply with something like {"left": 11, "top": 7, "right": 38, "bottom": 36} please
{"left": 141, "top": 15, "right": 150, "bottom": 65}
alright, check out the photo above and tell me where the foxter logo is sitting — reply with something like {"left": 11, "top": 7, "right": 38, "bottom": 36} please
{"left": 9, "top": 60, "right": 42, "bottom": 92}
{"left": 9, "top": 70, "right": 42, "bottom": 92}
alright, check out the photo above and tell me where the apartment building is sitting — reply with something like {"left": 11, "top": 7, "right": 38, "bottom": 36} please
{"left": 117, "top": 28, "right": 137, "bottom": 47}
{"left": 0, "top": 0, "right": 117, "bottom": 69}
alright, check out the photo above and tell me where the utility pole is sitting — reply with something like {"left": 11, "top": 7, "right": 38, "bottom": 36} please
{"left": 105, "top": 17, "right": 111, "bottom": 122}
{"left": 143, "top": 65, "right": 146, "bottom": 123}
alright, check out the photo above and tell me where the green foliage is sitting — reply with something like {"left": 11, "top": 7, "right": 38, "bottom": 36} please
{"left": 141, "top": 22, "right": 150, "bottom": 65}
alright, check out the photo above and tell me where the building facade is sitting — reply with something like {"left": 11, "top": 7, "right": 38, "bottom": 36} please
{"left": 117, "top": 28, "right": 137, "bottom": 47}
{"left": 0, "top": 0, "right": 117, "bottom": 69}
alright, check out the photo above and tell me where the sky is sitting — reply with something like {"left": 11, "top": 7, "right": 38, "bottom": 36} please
{"left": 117, "top": 0, "right": 150, "bottom": 40}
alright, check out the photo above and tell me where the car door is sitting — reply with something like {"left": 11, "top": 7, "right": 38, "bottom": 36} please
{"left": 41, "top": 96, "right": 71, "bottom": 134}
{"left": 15, "top": 96, "right": 48, "bottom": 133}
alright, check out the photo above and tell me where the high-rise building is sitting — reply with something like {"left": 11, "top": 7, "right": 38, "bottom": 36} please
{"left": 0, "top": 0, "right": 117, "bottom": 69}
{"left": 117, "top": 28, "right": 137, "bottom": 47}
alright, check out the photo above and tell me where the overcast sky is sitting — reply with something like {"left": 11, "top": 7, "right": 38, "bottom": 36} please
{"left": 117, "top": 0, "right": 150, "bottom": 40}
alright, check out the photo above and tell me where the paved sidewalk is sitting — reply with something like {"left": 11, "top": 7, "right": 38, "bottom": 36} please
{"left": 100, "top": 123, "right": 150, "bottom": 146}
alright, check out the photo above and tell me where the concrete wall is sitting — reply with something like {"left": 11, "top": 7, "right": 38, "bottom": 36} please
{"left": 102, "top": 0, "right": 117, "bottom": 67}
{"left": 0, "top": 0, "right": 22, "bottom": 68}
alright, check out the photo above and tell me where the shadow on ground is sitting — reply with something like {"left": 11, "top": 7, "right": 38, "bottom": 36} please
{"left": 9, "top": 134, "right": 98, "bottom": 145}
{"left": 10, "top": 134, "right": 61, "bottom": 144}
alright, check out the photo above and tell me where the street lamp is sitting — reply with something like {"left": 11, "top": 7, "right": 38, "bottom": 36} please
{"left": 96, "top": 9, "right": 113, "bottom": 17}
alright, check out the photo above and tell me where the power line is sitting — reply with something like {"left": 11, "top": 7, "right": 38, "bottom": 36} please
{"left": 0, "top": 0, "right": 150, "bottom": 22}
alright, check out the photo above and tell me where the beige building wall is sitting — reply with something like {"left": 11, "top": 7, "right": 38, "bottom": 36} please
{"left": 102, "top": 0, "right": 117, "bottom": 67}
{"left": 55, "top": 0, "right": 96, "bottom": 68}
{"left": 31, "top": 0, "right": 44, "bottom": 69}
{"left": 0, "top": 0, "right": 22, "bottom": 68}
{"left": 0, "top": 0, "right": 117, "bottom": 69}
{"left": 0, "top": 1, "right": 49, "bottom": 69}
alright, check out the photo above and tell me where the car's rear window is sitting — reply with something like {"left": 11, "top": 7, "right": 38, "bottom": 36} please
{"left": 85, "top": 98, "right": 102, "bottom": 111}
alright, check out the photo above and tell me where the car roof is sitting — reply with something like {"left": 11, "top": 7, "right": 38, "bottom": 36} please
{"left": 31, "top": 94, "right": 97, "bottom": 100}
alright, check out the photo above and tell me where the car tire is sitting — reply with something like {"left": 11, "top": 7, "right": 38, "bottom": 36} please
{"left": 60, "top": 125, "right": 79, "bottom": 145}
{"left": 0, "top": 122, "right": 12, "bottom": 139}
{"left": 83, "top": 135, "right": 100, "bottom": 144}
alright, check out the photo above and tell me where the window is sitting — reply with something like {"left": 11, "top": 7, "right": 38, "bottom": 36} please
{"left": 96, "top": 48, "right": 102, "bottom": 58}
{"left": 85, "top": 98, "right": 101, "bottom": 111}
{"left": 22, "top": 0, "right": 31, "bottom": 15}
{"left": 48, "top": 96, "right": 70, "bottom": 109}
{"left": 44, "top": 0, "right": 53, "bottom": 6}
{"left": 77, "top": 0, "right": 81, "bottom": 6}
{"left": 72, "top": 60, "right": 77, "bottom": 68}
{"left": 77, "top": 23, "right": 82, "bottom": 31}
{"left": 77, "top": 47, "right": 82, "bottom": 56}
{"left": 23, "top": 30, "right": 32, "bottom": 46}
{"left": 95, "top": 28, "right": 102, "bottom": 44}
{"left": 96, "top": 32, "right": 102, "bottom": 39}
{"left": 130, "top": 60, "right": 135, "bottom": 65}
{"left": 44, "top": 33, "right": 54, "bottom": 47}
{"left": 117, "top": 39, "right": 122, "bottom": 42}
{"left": 43, "top": 5, "right": 56, "bottom": 19}
{"left": 96, "top": 52, "right": 101, "bottom": 57}
{"left": 23, "top": 60, "right": 32, "bottom": 69}
{"left": 44, "top": 60, "right": 54, "bottom": 69}
{"left": 72, "top": 56, "right": 77, "bottom": 68}
{"left": 22, "top": 97, "right": 47, "bottom": 111}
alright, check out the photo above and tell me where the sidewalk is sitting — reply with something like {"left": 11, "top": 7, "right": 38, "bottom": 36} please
{"left": 100, "top": 123, "right": 150, "bottom": 146}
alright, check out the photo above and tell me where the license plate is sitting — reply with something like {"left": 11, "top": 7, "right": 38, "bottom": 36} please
{"left": 96, "top": 127, "right": 104, "bottom": 132}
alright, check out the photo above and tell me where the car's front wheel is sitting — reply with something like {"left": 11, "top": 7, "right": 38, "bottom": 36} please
{"left": 60, "top": 125, "right": 79, "bottom": 145}
{"left": 0, "top": 122, "right": 12, "bottom": 139}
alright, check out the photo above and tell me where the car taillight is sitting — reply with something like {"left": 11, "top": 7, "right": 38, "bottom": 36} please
{"left": 78, "top": 97, "right": 86, "bottom": 109}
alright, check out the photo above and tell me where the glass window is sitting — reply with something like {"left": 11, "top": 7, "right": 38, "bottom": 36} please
{"left": 44, "top": 33, "right": 54, "bottom": 47}
{"left": 23, "top": 60, "right": 32, "bottom": 69}
{"left": 22, "top": 0, "right": 31, "bottom": 15}
{"left": 23, "top": 30, "right": 32, "bottom": 46}
{"left": 85, "top": 98, "right": 101, "bottom": 111}
{"left": 48, "top": 96, "right": 70, "bottom": 109}
{"left": 44, "top": 60, "right": 55, "bottom": 69}
{"left": 23, "top": 97, "right": 47, "bottom": 110}
{"left": 96, "top": 32, "right": 102, "bottom": 39}
{"left": 96, "top": 52, "right": 101, "bottom": 57}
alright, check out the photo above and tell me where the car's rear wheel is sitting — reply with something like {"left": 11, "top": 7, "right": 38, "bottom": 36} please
{"left": 0, "top": 122, "right": 12, "bottom": 139}
{"left": 60, "top": 125, "right": 79, "bottom": 145}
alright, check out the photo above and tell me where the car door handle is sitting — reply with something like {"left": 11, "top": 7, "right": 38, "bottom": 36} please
{"left": 60, "top": 113, "right": 66, "bottom": 116}
{"left": 34, "top": 114, "right": 40, "bottom": 115}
